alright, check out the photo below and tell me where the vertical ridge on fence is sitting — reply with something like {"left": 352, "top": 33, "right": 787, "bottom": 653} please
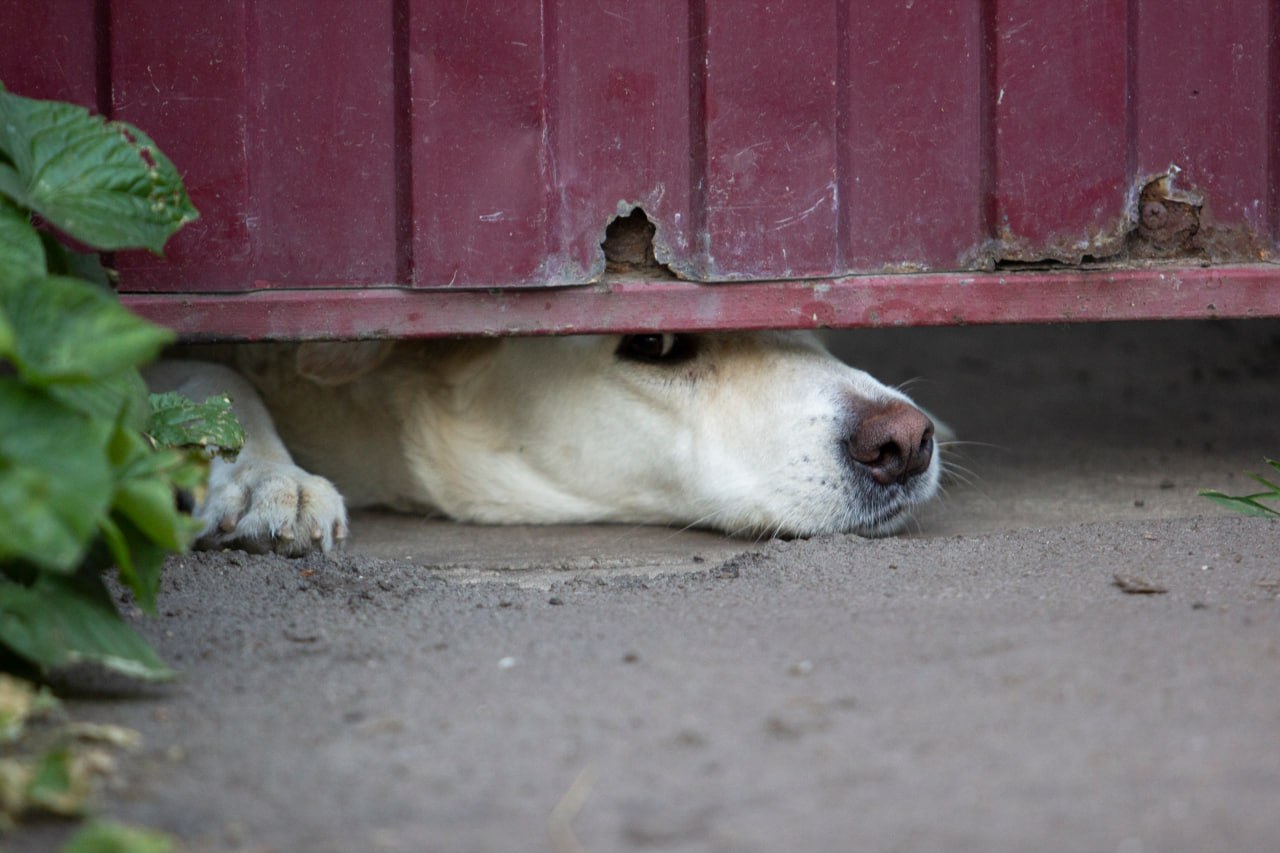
{"left": 393, "top": 0, "right": 414, "bottom": 286}
{"left": 539, "top": 0, "right": 564, "bottom": 280}
{"left": 1124, "top": 0, "right": 1139, "bottom": 189}
{"left": 978, "top": 0, "right": 999, "bottom": 257}
{"left": 94, "top": 0, "right": 112, "bottom": 118}
{"left": 686, "top": 0, "right": 710, "bottom": 280}
{"left": 1269, "top": 0, "right": 1280, "bottom": 251}
{"left": 834, "top": 0, "right": 851, "bottom": 274}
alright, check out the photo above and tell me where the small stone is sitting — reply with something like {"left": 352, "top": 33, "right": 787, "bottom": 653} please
{"left": 1112, "top": 573, "right": 1168, "bottom": 595}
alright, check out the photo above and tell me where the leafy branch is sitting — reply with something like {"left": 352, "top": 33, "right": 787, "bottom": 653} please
{"left": 0, "top": 83, "right": 241, "bottom": 681}
{"left": 1199, "top": 459, "right": 1280, "bottom": 518}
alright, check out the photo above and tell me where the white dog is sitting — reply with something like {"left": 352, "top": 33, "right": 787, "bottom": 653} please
{"left": 145, "top": 331, "right": 942, "bottom": 556}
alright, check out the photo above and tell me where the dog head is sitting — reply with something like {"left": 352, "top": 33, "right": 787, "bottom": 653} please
{"left": 394, "top": 330, "right": 941, "bottom": 537}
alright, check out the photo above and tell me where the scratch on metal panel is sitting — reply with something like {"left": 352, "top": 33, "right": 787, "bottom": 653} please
{"left": 773, "top": 183, "right": 836, "bottom": 229}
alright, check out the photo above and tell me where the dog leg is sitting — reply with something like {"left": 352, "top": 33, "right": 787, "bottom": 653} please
{"left": 144, "top": 361, "right": 348, "bottom": 556}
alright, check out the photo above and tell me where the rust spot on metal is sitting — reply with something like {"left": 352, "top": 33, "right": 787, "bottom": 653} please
{"left": 973, "top": 211, "right": 1132, "bottom": 271}
{"left": 1130, "top": 171, "right": 1202, "bottom": 258}
{"left": 979, "top": 166, "right": 1272, "bottom": 271}
{"left": 1191, "top": 220, "right": 1272, "bottom": 263}
{"left": 1129, "top": 169, "right": 1271, "bottom": 263}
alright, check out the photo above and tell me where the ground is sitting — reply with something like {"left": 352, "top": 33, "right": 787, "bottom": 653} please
{"left": 10, "top": 318, "right": 1280, "bottom": 853}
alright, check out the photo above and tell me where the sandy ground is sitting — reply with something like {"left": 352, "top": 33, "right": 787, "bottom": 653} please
{"left": 9, "top": 318, "right": 1280, "bottom": 853}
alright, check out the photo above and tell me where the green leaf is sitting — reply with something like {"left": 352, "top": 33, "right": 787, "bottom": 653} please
{"left": 0, "top": 380, "right": 114, "bottom": 572}
{"left": 46, "top": 367, "right": 152, "bottom": 427}
{"left": 97, "top": 514, "right": 173, "bottom": 615}
{"left": 1198, "top": 490, "right": 1280, "bottom": 518}
{"left": 40, "top": 230, "right": 113, "bottom": 288}
{"left": 1199, "top": 458, "right": 1280, "bottom": 518}
{"left": 100, "top": 426, "right": 199, "bottom": 607}
{"left": 111, "top": 423, "right": 204, "bottom": 484}
{"left": 145, "top": 392, "right": 245, "bottom": 454}
{"left": 0, "top": 89, "right": 197, "bottom": 252}
{"left": 0, "top": 161, "right": 24, "bottom": 202}
{"left": 0, "top": 570, "right": 173, "bottom": 680}
{"left": 101, "top": 422, "right": 202, "bottom": 608}
{"left": 24, "top": 746, "right": 89, "bottom": 816}
{"left": 1247, "top": 472, "right": 1280, "bottom": 493}
{"left": 63, "top": 820, "right": 178, "bottom": 853}
{"left": 161, "top": 450, "right": 211, "bottom": 494}
{"left": 0, "top": 299, "right": 13, "bottom": 359}
{"left": 0, "top": 197, "right": 44, "bottom": 285}
{"left": 0, "top": 274, "right": 173, "bottom": 383}
{"left": 112, "top": 470, "right": 201, "bottom": 555}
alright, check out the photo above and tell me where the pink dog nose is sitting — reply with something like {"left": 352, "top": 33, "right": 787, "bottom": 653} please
{"left": 847, "top": 400, "right": 935, "bottom": 486}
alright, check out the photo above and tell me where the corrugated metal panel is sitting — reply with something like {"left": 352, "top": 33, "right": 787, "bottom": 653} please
{"left": 2, "top": 1, "right": 1277, "bottom": 337}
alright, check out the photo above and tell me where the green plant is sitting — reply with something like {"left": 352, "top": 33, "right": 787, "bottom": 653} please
{"left": 0, "top": 84, "right": 242, "bottom": 680}
{"left": 1, "top": 672, "right": 179, "bottom": 846}
{"left": 1199, "top": 458, "right": 1280, "bottom": 518}
{"left": 62, "top": 820, "right": 177, "bottom": 853}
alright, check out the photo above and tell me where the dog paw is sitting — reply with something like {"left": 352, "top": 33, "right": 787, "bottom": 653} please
{"left": 196, "top": 460, "right": 348, "bottom": 556}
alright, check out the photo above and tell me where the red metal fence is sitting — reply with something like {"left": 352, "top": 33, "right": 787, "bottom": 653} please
{"left": 4, "top": 1, "right": 1278, "bottom": 339}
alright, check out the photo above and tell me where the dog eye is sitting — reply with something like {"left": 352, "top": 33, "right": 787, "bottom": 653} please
{"left": 616, "top": 334, "right": 696, "bottom": 364}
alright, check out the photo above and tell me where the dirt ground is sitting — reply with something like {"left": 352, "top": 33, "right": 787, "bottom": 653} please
{"left": 9, "top": 318, "right": 1280, "bottom": 853}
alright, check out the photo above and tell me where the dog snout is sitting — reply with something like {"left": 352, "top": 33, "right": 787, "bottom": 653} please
{"left": 846, "top": 400, "right": 935, "bottom": 486}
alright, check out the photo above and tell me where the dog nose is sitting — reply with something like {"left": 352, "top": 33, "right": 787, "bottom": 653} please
{"left": 847, "top": 400, "right": 935, "bottom": 486}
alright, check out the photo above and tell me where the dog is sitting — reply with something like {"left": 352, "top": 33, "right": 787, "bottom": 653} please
{"left": 144, "top": 331, "right": 943, "bottom": 556}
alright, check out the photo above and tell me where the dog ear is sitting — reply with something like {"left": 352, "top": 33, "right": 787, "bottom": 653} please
{"left": 295, "top": 341, "right": 395, "bottom": 386}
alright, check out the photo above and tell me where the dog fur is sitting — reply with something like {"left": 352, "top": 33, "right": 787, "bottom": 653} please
{"left": 145, "top": 331, "right": 943, "bottom": 555}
